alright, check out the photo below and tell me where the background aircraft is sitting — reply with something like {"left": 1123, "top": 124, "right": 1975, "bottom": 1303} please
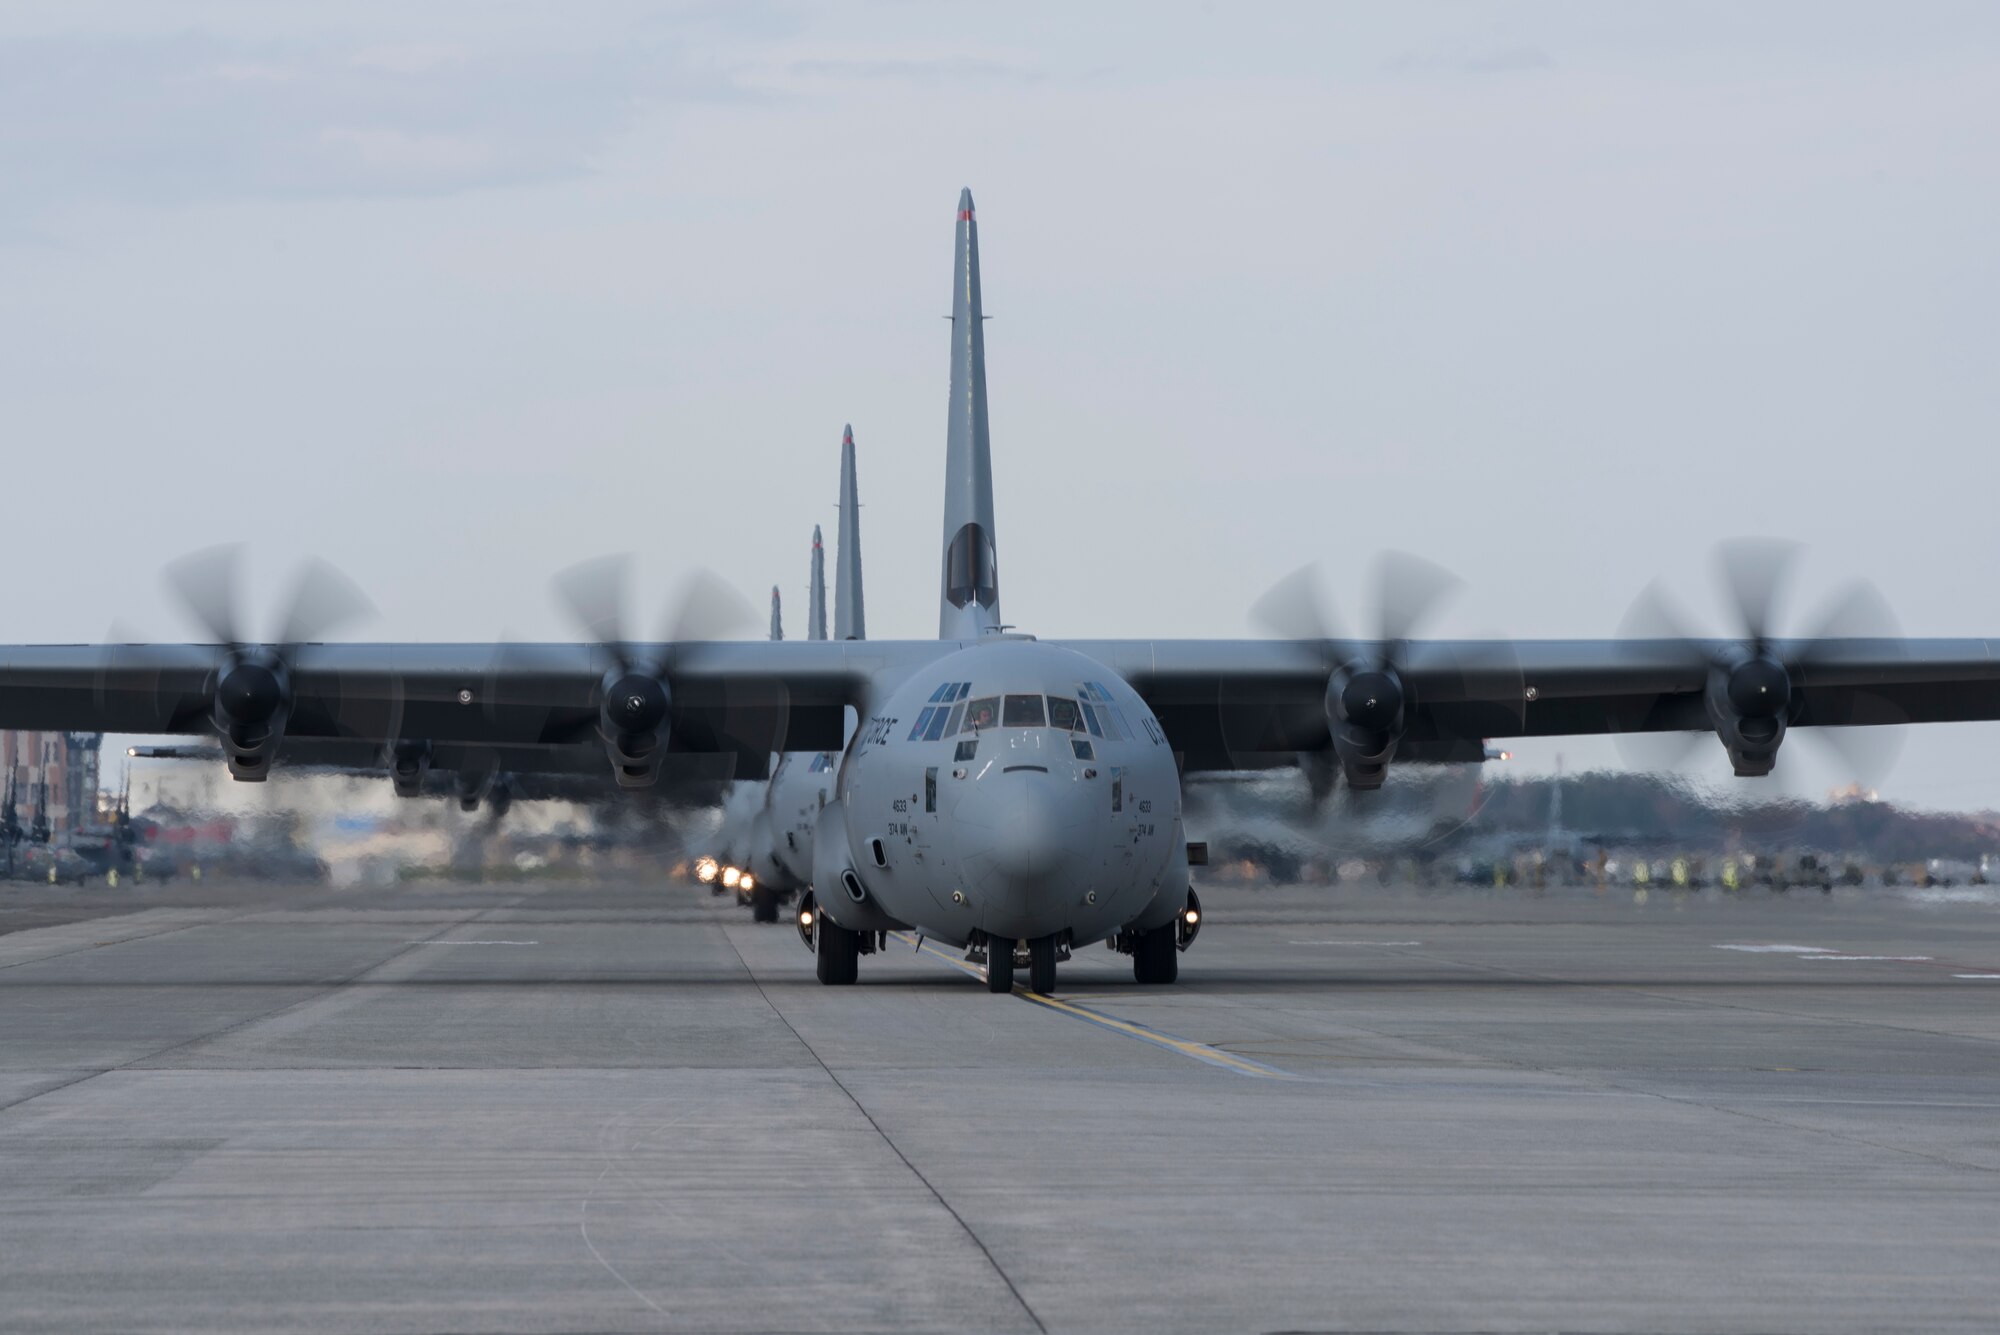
{"left": 696, "top": 425, "right": 866, "bottom": 920}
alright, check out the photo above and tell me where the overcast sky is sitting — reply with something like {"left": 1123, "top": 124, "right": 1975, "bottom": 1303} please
{"left": 3, "top": 1, "right": 1998, "bottom": 809}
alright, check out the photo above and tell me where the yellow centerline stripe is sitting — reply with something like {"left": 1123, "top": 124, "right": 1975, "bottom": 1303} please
{"left": 896, "top": 935, "right": 1295, "bottom": 1080}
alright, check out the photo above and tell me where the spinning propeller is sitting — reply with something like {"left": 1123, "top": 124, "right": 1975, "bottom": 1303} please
{"left": 553, "top": 556, "right": 755, "bottom": 787}
{"left": 1252, "top": 551, "right": 1481, "bottom": 792}
{"left": 1618, "top": 538, "right": 1907, "bottom": 785}
{"left": 163, "top": 545, "right": 375, "bottom": 781}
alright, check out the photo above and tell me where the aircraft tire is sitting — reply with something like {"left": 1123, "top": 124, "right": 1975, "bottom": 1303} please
{"left": 1132, "top": 924, "right": 1178, "bottom": 985}
{"left": 1027, "top": 935, "right": 1058, "bottom": 994}
{"left": 816, "top": 919, "right": 860, "bottom": 985}
{"left": 986, "top": 937, "right": 1016, "bottom": 993}
{"left": 750, "top": 885, "right": 780, "bottom": 923}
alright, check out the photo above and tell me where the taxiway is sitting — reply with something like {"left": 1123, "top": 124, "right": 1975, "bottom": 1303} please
{"left": 2, "top": 876, "right": 1998, "bottom": 1332}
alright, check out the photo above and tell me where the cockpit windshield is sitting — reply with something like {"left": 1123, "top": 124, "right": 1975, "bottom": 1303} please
{"left": 952, "top": 691, "right": 1121, "bottom": 736}
{"left": 1002, "top": 694, "right": 1046, "bottom": 728}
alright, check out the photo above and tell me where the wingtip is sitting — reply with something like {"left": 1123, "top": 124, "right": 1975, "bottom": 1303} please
{"left": 957, "top": 186, "right": 974, "bottom": 221}
{"left": 842, "top": 423, "right": 854, "bottom": 444}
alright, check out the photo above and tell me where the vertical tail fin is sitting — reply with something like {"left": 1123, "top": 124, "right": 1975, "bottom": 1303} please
{"left": 835, "top": 423, "right": 867, "bottom": 641}
{"left": 769, "top": 586, "right": 783, "bottom": 642}
{"left": 938, "top": 187, "right": 1000, "bottom": 639}
{"left": 807, "top": 525, "right": 828, "bottom": 641}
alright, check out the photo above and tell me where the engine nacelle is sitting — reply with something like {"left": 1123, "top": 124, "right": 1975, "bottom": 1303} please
{"left": 389, "top": 740, "right": 432, "bottom": 798}
{"left": 212, "top": 655, "right": 290, "bottom": 782}
{"left": 599, "top": 669, "right": 671, "bottom": 787}
{"left": 1706, "top": 656, "right": 1791, "bottom": 777}
{"left": 1324, "top": 665, "right": 1407, "bottom": 791}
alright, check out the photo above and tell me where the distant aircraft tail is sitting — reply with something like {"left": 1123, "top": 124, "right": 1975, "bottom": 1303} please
{"left": 807, "top": 525, "right": 828, "bottom": 641}
{"left": 938, "top": 188, "right": 1000, "bottom": 640}
{"left": 835, "top": 424, "right": 867, "bottom": 641}
{"left": 769, "top": 586, "right": 783, "bottom": 642}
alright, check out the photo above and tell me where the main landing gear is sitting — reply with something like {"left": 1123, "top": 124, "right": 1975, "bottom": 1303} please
{"left": 803, "top": 896, "right": 881, "bottom": 987}
{"left": 816, "top": 916, "right": 859, "bottom": 985}
{"left": 1117, "top": 887, "right": 1202, "bottom": 985}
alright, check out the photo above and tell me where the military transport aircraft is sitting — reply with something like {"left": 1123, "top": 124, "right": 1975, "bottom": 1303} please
{"left": 6, "top": 188, "right": 1999, "bottom": 994}
{"left": 699, "top": 425, "right": 867, "bottom": 921}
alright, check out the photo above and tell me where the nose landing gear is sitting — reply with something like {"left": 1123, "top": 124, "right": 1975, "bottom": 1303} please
{"left": 976, "top": 934, "right": 1068, "bottom": 994}
{"left": 1027, "top": 935, "right": 1058, "bottom": 994}
{"left": 985, "top": 936, "right": 1015, "bottom": 993}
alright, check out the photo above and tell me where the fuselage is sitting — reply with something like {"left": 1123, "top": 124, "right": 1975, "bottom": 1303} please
{"left": 822, "top": 639, "right": 1184, "bottom": 948}
{"left": 764, "top": 748, "right": 838, "bottom": 886}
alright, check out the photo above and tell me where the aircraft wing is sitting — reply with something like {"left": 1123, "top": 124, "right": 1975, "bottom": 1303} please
{"left": 1055, "top": 638, "right": 2000, "bottom": 774}
{"left": 2, "top": 635, "right": 1996, "bottom": 786}
{"left": 0, "top": 640, "right": 948, "bottom": 779}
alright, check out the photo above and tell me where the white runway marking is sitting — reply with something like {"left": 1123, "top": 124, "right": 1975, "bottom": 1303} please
{"left": 1953, "top": 973, "right": 2000, "bottom": 980}
{"left": 1288, "top": 940, "right": 1423, "bottom": 947}
{"left": 404, "top": 940, "right": 540, "bottom": 946}
{"left": 1716, "top": 944, "right": 1835, "bottom": 954}
{"left": 1801, "top": 955, "right": 1933, "bottom": 962}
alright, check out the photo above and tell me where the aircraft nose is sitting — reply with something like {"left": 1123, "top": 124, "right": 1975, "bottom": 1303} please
{"left": 984, "top": 777, "right": 1066, "bottom": 882}
{"left": 956, "top": 769, "right": 1096, "bottom": 937}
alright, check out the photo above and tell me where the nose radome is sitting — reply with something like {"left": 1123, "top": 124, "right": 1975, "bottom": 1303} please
{"left": 985, "top": 777, "right": 1067, "bottom": 882}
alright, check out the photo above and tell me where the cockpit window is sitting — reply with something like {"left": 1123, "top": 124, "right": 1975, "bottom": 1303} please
{"left": 1070, "top": 737, "right": 1094, "bottom": 761}
{"left": 1047, "top": 697, "right": 1082, "bottom": 731}
{"left": 962, "top": 697, "right": 1000, "bottom": 732}
{"left": 1002, "top": 694, "right": 1046, "bottom": 727}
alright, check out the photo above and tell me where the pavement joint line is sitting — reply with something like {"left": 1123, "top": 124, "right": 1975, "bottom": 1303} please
{"left": 0, "top": 908, "right": 248, "bottom": 972}
{"left": 0, "top": 893, "right": 533, "bottom": 1121}
{"left": 720, "top": 924, "right": 1047, "bottom": 1334}
{"left": 895, "top": 934, "right": 1299, "bottom": 1081}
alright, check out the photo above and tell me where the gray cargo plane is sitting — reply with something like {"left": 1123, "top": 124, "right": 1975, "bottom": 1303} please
{"left": 8, "top": 188, "right": 2000, "bottom": 994}
{"left": 701, "top": 426, "right": 867, "bottom": 920}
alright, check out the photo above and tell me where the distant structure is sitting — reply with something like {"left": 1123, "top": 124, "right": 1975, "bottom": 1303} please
{"left": 0, "top": 732, "right": 102, "bottom": 841}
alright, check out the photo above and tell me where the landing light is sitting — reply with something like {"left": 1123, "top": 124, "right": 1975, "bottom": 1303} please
{"left": 695, "top": 857, "right": 719, "bottom": 883}
{"left": 799, "top": 909, "right": 815, "bottom": 927}
{"left": 1184, "top": 909, "right": 1200, "bottom": 925}
{"left": 740, "top": 874, "right": 756, "bottom": 893}
{"left": 722, "top": 866, "right": 741, "bottom": 888}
